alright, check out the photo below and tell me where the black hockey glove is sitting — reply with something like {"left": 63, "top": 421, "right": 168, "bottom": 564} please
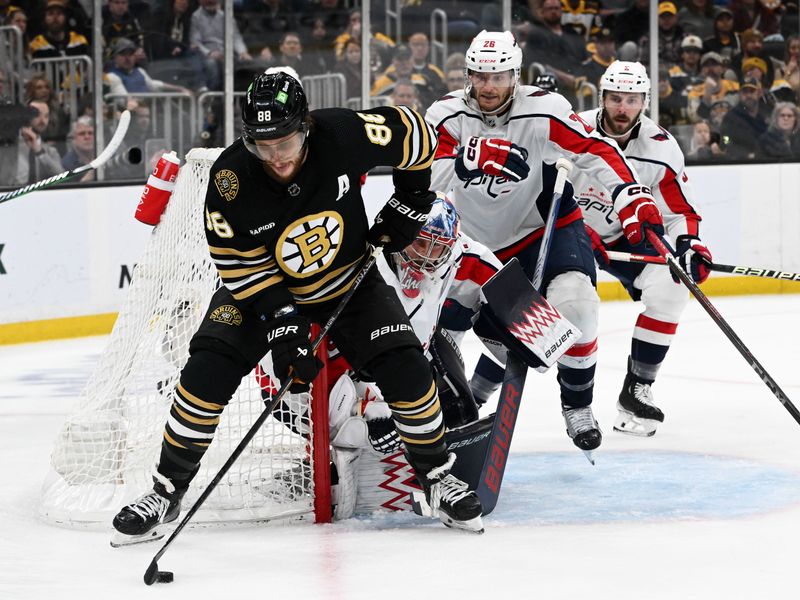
{"left": 367, "top": 191, "right": 435, "bottom": 252}
{"left": 265, "top": 315, "right": 323, "bottom": 393}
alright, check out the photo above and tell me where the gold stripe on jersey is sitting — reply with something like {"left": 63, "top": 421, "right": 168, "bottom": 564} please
{"left": 287, "top": 256, "right": 361, "bottom": 296}
{"left": 294, "top": 276, "right": 355, "bottom": 305}
{"left": 177, "top": 383, "right": 224, "bottom": 411}
{"left": 393, "top": 105, "right": 413, "bottom": 168}
{"left": 390, "top": 380, "right": 437, "bottom": 411}
{"left": 231, "top": 273, "right": 285, "bottom": 300}
{"left": 399, "top": 106, "right": 436, "bottom": 171}
{"left": 173, "top": 404, "right": 221, "bottom": 426}
{"left": 219, "top": 262, "right": 278, "bottom": 279}
{"left": 208, "top": 244, "right": 269, "bottom": 258}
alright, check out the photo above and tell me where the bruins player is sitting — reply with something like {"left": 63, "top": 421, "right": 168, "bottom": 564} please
{"left": 111, "top": 72, "right": 483, "bottom": 542}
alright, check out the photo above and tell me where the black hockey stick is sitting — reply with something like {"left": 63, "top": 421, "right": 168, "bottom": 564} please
{"left": 0, "top": 111, "right": 131, "bottom": 205}
{"left": 606, "top": 250, "right": 800, "bottom": 282}
{"left": 143, "top": 244, "right": 383, "bottom": 586}
{"left": 474, "top": 158, "right": 574, "bottom": 514}
{"left": 645, "top": 229, "right": 800, "bottom": 426}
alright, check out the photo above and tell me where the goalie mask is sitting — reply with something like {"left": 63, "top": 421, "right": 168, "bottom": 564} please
{"left": 241, "top": 72, "right": 309, "bottom": 162}
{"left": 464, "top": 30, "right": 522, "bottom": 118}
{"left": 394, "top": 192, "right": 459, "bottom": 298}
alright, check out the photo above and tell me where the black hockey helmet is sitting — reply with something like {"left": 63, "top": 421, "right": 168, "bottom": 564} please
{"left": 241, "top": 71, "right": 308, "bottom": 143}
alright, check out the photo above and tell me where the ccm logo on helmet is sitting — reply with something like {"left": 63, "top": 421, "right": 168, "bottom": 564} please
{"left": 257, "top": 110, "right": 272, "bottom": 122}
{"left": 370, "top": 324, "right": 413, "bottom": 340}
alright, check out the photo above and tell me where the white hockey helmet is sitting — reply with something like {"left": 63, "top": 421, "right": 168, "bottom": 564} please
{"left": 599, "top": 60, "right": 651, "bottom": 111}
{"left": 464, "top": 30, "right": 522, "bottom": 116}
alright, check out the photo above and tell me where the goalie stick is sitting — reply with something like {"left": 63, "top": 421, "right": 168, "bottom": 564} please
{"left": 143, "top": 244, "right": 383, "bottom": 586}
{"left": 0, "top": 110, "right": 131, "bottom": 206}
{"left": 605, "top": 250, "right": 800, "bottom": 282}
{"left": 474, "top": 158, "right": 575, "bottom": 513}
{"left": 645, "top": 229, "right": 800, "bottom": 426}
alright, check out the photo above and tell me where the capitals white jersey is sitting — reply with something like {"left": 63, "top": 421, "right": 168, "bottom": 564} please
{"left": 425, "top": 87, "right": 641, "bottom": 260}
{"left": 573, "top": 109, "right": 702, "bottom": 244}
{"left": 376, "top": 232, "right": 501, "bottom": 353}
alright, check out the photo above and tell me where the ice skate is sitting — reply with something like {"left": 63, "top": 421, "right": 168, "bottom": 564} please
{"left": 614, "top": 372, "right": 664, "bottom": 437}
{"left": 562, "top": 405, "right": 602, "bottom": 465}
{"left": 420, "top": 453, "right": 483, "bottom": 533}
{"left": 110, "top": 474, "right": 184, "bottom": 547}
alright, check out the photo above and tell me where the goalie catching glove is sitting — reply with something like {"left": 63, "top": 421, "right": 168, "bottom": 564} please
{"left": 614, "top": 185, "right": 664, "bottom": 246}
{"left": 455, "top": 136, "right": 530, "bottom": 183}
{"left": 675, "top": 235, "right": 713, "bottom": 284}
{"left": 265, "top": 313, "right": 323, "bottom": 393}
{"left": 368, "top": 190, "right": 435, "bottom": 252}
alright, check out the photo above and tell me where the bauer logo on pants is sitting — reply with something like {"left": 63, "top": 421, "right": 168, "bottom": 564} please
{"left": 276, "top": 211, "right": 343, "bottom": 278}
{"left": 214, "top": 169, "right": 240, "bottom": 201}
{"left": 209, "top": 305, "right": 243, "bottom": 326}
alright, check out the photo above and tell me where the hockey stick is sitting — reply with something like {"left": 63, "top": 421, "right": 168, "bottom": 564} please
{"left": 645, "top": 229, "right": 800, "bottom": 426}
{"left": 606, "top": 250, "right": 800, "bottom": 282}
{"left": 0, "top": 110, "right": 131, "bottom": 206}
{"left": 143, "top": 244, "right": 384, "bottom": 586}
{"left": 474, "top": 158, "right": 574, "bottom": 514}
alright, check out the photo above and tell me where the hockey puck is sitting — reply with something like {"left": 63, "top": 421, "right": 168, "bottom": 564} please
{"left": 157, "top": 571, "right": 174, "bottom": 584}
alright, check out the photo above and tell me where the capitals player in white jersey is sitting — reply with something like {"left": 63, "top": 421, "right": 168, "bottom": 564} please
{"left": 572, "top": 61, "right": 713, "bottom": 436}
{"left": 425, "top": 30, "right": 665, "bottom": 455}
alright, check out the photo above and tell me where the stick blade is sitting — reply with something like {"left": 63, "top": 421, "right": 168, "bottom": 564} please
{"left": 143, "top": 560, "right": 159, "bottom": 586}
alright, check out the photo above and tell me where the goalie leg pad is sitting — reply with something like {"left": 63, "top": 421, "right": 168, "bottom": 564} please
{"left": 545, "top": 271, "right": 599, "bottom": 370}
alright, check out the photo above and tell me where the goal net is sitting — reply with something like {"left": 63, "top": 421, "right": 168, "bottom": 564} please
{"left": 40, "top": 148, "right": 330, "bottom": 528}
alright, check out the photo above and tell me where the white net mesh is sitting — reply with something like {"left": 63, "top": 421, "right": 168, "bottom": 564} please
{"left": 40, "top": 148, "right": 316, "bottom": 527}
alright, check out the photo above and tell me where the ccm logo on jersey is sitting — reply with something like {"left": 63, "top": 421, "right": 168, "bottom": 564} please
{"left": 370, "top": 323, "right": 413, "bottom": 340}
{"left": 387, "top": 198, "right": 428, "bottom": 222}
{"left": 267, "top": 325, "right": 299, "bottom": 342}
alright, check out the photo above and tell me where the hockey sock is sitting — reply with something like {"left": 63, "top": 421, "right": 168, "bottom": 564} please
{"left": 557, "top": 363, "right": 596, "bottom": 409}
{"left": 365, "top": 347, "right": 447, "bottom": 475}
{"left": 630, "top": 339, "right": 671, "bottom": 383}
{"left": 158, "top": 348, "right": 251, "bottom": 486}
{"left": 469, "top": 354, "right": 505, "bottom": 406}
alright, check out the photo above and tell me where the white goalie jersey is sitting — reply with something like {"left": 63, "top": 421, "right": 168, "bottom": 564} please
{"left": 425, "top": 87, "right": 642, "bottom": 256}
{"left": 573, "top": 109, "right": 702, "bottom": 244}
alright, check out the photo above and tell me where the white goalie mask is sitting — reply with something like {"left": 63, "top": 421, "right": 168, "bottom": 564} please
{"left": 393, "top": 192, "right": 459, "bottom": 299}
{"left": 464, "top": 30, "right": 522, "bottom": 117}
{"left": 598, "top": 61, "right": 650, "bottom": 134}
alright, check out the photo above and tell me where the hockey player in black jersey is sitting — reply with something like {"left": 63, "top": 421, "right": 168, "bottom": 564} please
{"left": 111, "top": 72, "right": 483, "bottom": 544}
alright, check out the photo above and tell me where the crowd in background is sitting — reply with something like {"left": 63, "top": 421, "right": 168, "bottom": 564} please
{"left": 1, "top": 0, "right": 799, "bottom": 186}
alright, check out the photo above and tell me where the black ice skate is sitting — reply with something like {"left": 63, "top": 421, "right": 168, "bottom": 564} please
{"left": 110, "top": 474, "right": 184, "bottom": 547}
{"left": 414, "top": 453, "right": 484, "bottom": 533}
{"left": 614, "top": 372, "right": 664, "bottom": 437}
{"left": 562, "top": 405, "right": 602, "bottom": 465}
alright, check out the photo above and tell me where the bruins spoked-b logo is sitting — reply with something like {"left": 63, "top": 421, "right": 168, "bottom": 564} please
{"left": 276, "top": 211, "right": 343, "bottom": 278}
{"left": 214, "top": 169, "right": 240, "bottom": 201}
{"left": 209, "top": 305, "right": 243, "bottom": 326}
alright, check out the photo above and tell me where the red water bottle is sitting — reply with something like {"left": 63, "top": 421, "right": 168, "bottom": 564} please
{"left": 135, "top": 151, "right": 181, "bottom": 225}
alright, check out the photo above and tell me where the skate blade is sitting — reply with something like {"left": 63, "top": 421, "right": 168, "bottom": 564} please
{"left": 110, "top": 523, "right": 173, "bottom": 548}
{"left": 439, "top": 511, "right": 484, "bottom": 534}
{"left": 613, "top": 412, "right": 658, "bottom": 437}
{"left": 580, "top": 449, "right": 597, "bottom": 465}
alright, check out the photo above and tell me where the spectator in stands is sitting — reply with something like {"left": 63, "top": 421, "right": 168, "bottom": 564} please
{"left": 781, "top": 35, "right": 800, "bottom": 94}
{"left": 148, "top": 0, "right": 195, "bottom": 60}
{"left": 581, "top": 28, "right": 616, "bottom": 91}
{"left": 703, "top": 7, "right": 741, "bottom": 61}
{"left": 443, "top": 52, "right": 465, "bottom": 92}
{"left": 669, "top": 35, "right": 704, "bottom": 93}
{"left": 730, "top": 0, "right": 781, "bottom": 37}
{"left": 720, "top": 77, "right": 769, "bottom": 159}
{"left": 61, "top": 115, "right": 95, "bottom": 180}
{"left": 298, "top": 0, "right": 348, "bottom": 42}
{"left": 677, "top": 0, "right": 715, "bottom": 40}
{"left": 24, "top": 73, "right": 69, "bottom": 147}
{"left": 731, "top": 28, "right": 776, "bottom": 88}
{"left": 102, "top": 0, "right": 144, "bottom": 50}
{"left": 190, "top": 0, "right": 252, "bottom": 90}
{"left": 642, "top": 1, "right": 684, "bottom": 66}
{"left": 687, "top": 119, "right": 726, "bottom": 159}
{"left": 4, "top": 7, "right": 29, "bottom": 56}
{"left": 709, "top": 98, "right": 732, "bottom": 129}
{"left": 687, "top": 51, "right": 740, "bottom": 121}
{"left": 407, "top": 32, "right": 446, "bottom": 99}
{"left": 300, "top": 16, "right": 334, "bottom": 76}
{"left": 337, "top": 38, "right": 364, "bottom": 102}
{"left": 741, "top": 55, "right": 770, "bottom": 87}
{"left": 30, "top": 0, "right": 89, "bottom": 59}
{"left": 389, "top": 78, "right": 422, "bottom": 112}
{"left": 560, "top": 0, "right": 602, "bottom": 40}
{"left": 757, "top": 101, "right": 800, "bottom": 158}
{"left": 658, "top": 64, "right": 691, "bottom": 127}
{"left": 334, "top": 9, "right": 394, "bottom": 74}
{"left": 0, "top": 0, "right": 15, "bottom": 20}
{"left": 0, "top": 100, "right": 62, "bottom": 186}
{"left": 371, "top": 44, "right": 437, "bottom": 108}
{"left": 105, "top": 37, "right": 191, "bottom": 96}
{"left": 613, "top": 0, "right": 649, "bottom": 47}
{"left": 523, "top": 0, "right": 588, "bottom": 95}
{"left": 267, "top": 31, "right": 319, "bottom": 77}
{"left": 239, "top": 0, "right": 296, "bottom": 59}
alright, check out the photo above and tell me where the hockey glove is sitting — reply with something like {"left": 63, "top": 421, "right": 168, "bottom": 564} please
{"left": 368, "top": 190, "right": 435, "bottom": 252}
{"left": 614, "top": 185, "right": 664, "bottom": 246}
{"left": 265, "top": 315, "right": 323, "bottom": 393}
{"left": 455, "top": 136, "right": 530, "bottom": 183}
{"left": 675, "top": 235, "right": 713, "bottom": 284}
{"left": 584, "top": 223, "right": 609, "bottom": 266}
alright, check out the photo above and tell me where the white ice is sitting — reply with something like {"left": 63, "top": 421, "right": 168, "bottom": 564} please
{"left": 2, "top": 294, "right": 799, "bottom": 600}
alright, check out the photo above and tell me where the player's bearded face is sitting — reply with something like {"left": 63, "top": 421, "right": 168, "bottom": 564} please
{"left": 469, "top": 70, "right": 514, "bottom": 113}
{"left": 602, "top": 91, "right": 644, "bottom": 135}
{"left": 254, "top": 130, "right": 308, "bottom": 182}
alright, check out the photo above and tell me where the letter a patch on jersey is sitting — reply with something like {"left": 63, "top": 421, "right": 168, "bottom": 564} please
{"left": 336, "top": 174, "right": 350, "bottom": 201}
